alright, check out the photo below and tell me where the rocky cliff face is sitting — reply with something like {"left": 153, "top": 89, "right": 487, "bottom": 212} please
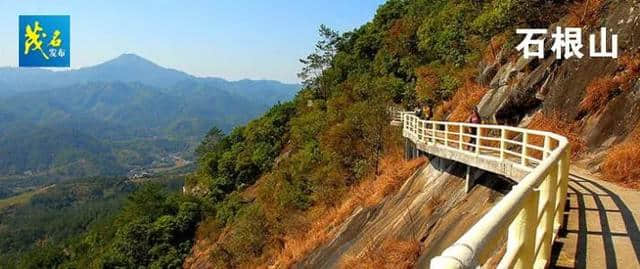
{"left": 299, "top": 156, "right": 512, "bottom": 268}
{"left": 478, "top": 1, "right": 640, "bottom": 155}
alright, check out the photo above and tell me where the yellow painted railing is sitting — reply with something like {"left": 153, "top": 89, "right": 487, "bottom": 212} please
{"left": 391, "top": 110, "right": 570, "bottom": 268}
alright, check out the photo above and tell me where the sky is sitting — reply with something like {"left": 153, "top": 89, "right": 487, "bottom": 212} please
{"left": 0, "top": 1, "right": 385, "bottom": 83}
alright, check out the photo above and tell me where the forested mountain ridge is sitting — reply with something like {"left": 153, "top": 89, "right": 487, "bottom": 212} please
{"left": 0, "top": 53, "right": 191, "bottom": 95}
{"left": 0, "top": 53, "right": 300, "bottom": 99}
{"left": 0, "top": 54, "right": 300, "bottom": 186}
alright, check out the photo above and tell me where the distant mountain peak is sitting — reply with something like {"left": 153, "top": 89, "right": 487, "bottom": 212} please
{"left": 102, "top": 53, "right": 163, "bottom": 68}
{"left": 66, "top": 53, "right": 194, "bottom": 87}
{"left": 0, "top": 53, "right": 300, "bottom": 95}
{"left": 117, "top": 53, "right": 145, "bottom": 59}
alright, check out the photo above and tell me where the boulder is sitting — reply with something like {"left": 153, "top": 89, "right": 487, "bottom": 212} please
{"left": 496, "top": 48, "right": 509, "bottom": 65}
{"left": 477, "top": 85, "right": 512, "bottom": 123}
{"left": 512, "top": 55, "right": 538, "bottom": 73}
{"left": 489, "top": 61, "right": 516, "bottom": 88}
{"left": 477, "top": 62, "right": 499, "bottom": 86}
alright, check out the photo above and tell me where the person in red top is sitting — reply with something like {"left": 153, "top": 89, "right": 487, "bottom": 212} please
{"left": 466, "top": 107, "right": 481, "bottom": 151}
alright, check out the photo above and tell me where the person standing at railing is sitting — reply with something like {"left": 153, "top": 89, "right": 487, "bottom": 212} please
{"left": 414, "top": 104, "right": 423, "bottom": 119}
{"left": 466, "top": 106, "right": 482, "bottom": 151}
{"left": 414, "top": 102, "right": 433, "bottom": 120}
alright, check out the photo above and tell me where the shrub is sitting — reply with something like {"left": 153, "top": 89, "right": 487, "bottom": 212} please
{"left": 483, "top": 34, "right": 508, "bottom": 64}
{"left": 602, "top": 144, "right": 640, "bottom": 189}
{"left": 618, "top": 52, "right": 640, "bottom": 90}
{"left": 223, "top": 204, "right": 268, "bottom": 263}
{"left": 443, "top": 82, "right": 488, "bottom": 122}
{"left": 417, "top": 2, "right": 475, "bottom": 65}
{"left": 441, "top": 75, "right": 461, "bottom": 97}
{"left": 415, "top": 66, "right": 441, "bottom": 104}
{"left": 566, "top": 0, "right": 606, "bottom": 27}
{"left": 580, "top": 53, "right": 640, "bottom": 112}
{"left": 602, "top": 125, "right": 640, "bottom": 189}
{"left": 214, "top": 192, "right": 244, "bottom": 225}
{"left": 579, "top": 75, "right": 619, "bottom": 112}
{"left": 472, "top": 0, "right": 519, "bottom": 38}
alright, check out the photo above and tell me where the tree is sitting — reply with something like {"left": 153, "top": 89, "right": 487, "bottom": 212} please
{"left": 195, "top": 127, "right": 224, "bottom": 158}
{"left": 298, "top": 25, "right": 340, "bottom": 100}
{"left": 415, "top": 66, "right": 441, "bottom": 111}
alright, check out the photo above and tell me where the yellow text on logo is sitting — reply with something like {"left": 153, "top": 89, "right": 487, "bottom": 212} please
{"left": 24, "top": 21, "right": 64, "bottom": 60}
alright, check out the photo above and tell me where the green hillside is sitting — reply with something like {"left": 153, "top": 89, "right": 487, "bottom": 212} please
{"left": 0, "top": 172, "right": 186, "bottom": 267}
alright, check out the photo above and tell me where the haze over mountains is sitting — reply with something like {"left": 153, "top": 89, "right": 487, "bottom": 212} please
{"left": 0, "top": 53, "right": 300, "bottom": 186}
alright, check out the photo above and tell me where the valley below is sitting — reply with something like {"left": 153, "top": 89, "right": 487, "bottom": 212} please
{"left": 0, "top": 53, "right": 299, "bottom": 200}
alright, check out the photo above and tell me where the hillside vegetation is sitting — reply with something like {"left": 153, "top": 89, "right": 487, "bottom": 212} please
{"left": 182, "top": 0, "right": 568, "bottom": 267}
{"left": 0, "top": 172, "right": 188, "bottom": 268}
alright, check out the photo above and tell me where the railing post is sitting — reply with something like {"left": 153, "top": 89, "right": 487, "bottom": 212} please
{"left": 475, "top": 126, "right": 481, "bottom": 155}
{"left": 543, "top": 136, "right": 551, "bottom": 159}
{"left": 402, "top": 113, "right": 406, "bottom": 129}
{"left": 444, "top": 124, "right": 449, "bottom": 147}
{"left": 521, "top": 132, "right": 528, "bottom": 166}
{"left": 500, "top": 189, "right": 539, "bottom": 269}
{"left": 459, "top": 124, "right": 464, "bottom": 151}
{"left": 500, "top": 128, "right": 506, "bottom": 161}
{"left": 418, "top": 120, "right": 423, "bottom": 143}
{"left": 554, "top": 147, "right": 570, "bottom": 231}
{"left": 432, "top": 122, "right": 436, "bottom": 145}
{"left": 535, "top": 163, "right": 558, "bottom": 268}
{"left": 420, "top": 121, "right": 428, "bottom": 144}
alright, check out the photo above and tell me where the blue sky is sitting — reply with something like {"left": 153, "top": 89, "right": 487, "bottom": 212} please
{"left": 0, "top": 1, "right": 385, "bottom": 83}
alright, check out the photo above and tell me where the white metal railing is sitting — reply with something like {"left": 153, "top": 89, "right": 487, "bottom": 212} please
{"left": 391, "top": 110, "right": 570, "bottom": 269}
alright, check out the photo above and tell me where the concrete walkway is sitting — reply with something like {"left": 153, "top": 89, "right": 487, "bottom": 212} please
{"left": 551, "top": 168, "right": 640, "bottom": 269}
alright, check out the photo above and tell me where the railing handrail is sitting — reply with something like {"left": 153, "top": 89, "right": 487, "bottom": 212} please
{"left": 391, "top": 110, "right": 570, "bottom": 269}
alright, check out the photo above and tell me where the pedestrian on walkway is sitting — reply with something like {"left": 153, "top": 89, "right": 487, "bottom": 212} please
{"left": 425, "top": 105, "right": 433, "bottom": 120}
{"left": 415, "top": 104, "right": 423, "bottom": 119}
{"left": 466, "top": 107, "right": 481, "bottom": 151}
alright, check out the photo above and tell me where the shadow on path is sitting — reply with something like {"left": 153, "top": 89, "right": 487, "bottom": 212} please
{"left": 550, "top": 174, "right": 640, "bottom": 269}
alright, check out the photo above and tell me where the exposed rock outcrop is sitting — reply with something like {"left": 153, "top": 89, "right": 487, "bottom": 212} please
{"left": 478, "top": 1, "right": 640, "bottom": 150}
{"left": 299, "top": 157, "right": 512, "bottom": 268}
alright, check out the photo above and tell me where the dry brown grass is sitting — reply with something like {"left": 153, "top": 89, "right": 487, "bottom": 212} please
{"left": 483, "top": 34, "right": 507, "bottom": 65}
{"left": 341, "top": 239, "right": 421, "bottom": 269}
{"left": 271, "top": 147, "right": 426, "bottom": 267}
{"left": 602, "top": 144, "right": 640, "bottom": 189}
{"left": 443, "top": 82, "right": 488, "bottom": 122}
{"left": 566, "top": 0, "right": 606, "bottom": 27}
{"left": 618, "top": 52, "right": 640, "bottom": 90}
{"left": 579, "top": 75, "right": 619, "bottom": 112}
{"left": 433, "top": 103, "right": 446, "bottom": 121}
{"left": 580, "top": 52, "right": 640, "bottom": 112}
{"left": 602, "top": 124, "right": 640, "bottom": 189}
{"left": 527, "top": 112, "right": 585, "bottom": 159}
